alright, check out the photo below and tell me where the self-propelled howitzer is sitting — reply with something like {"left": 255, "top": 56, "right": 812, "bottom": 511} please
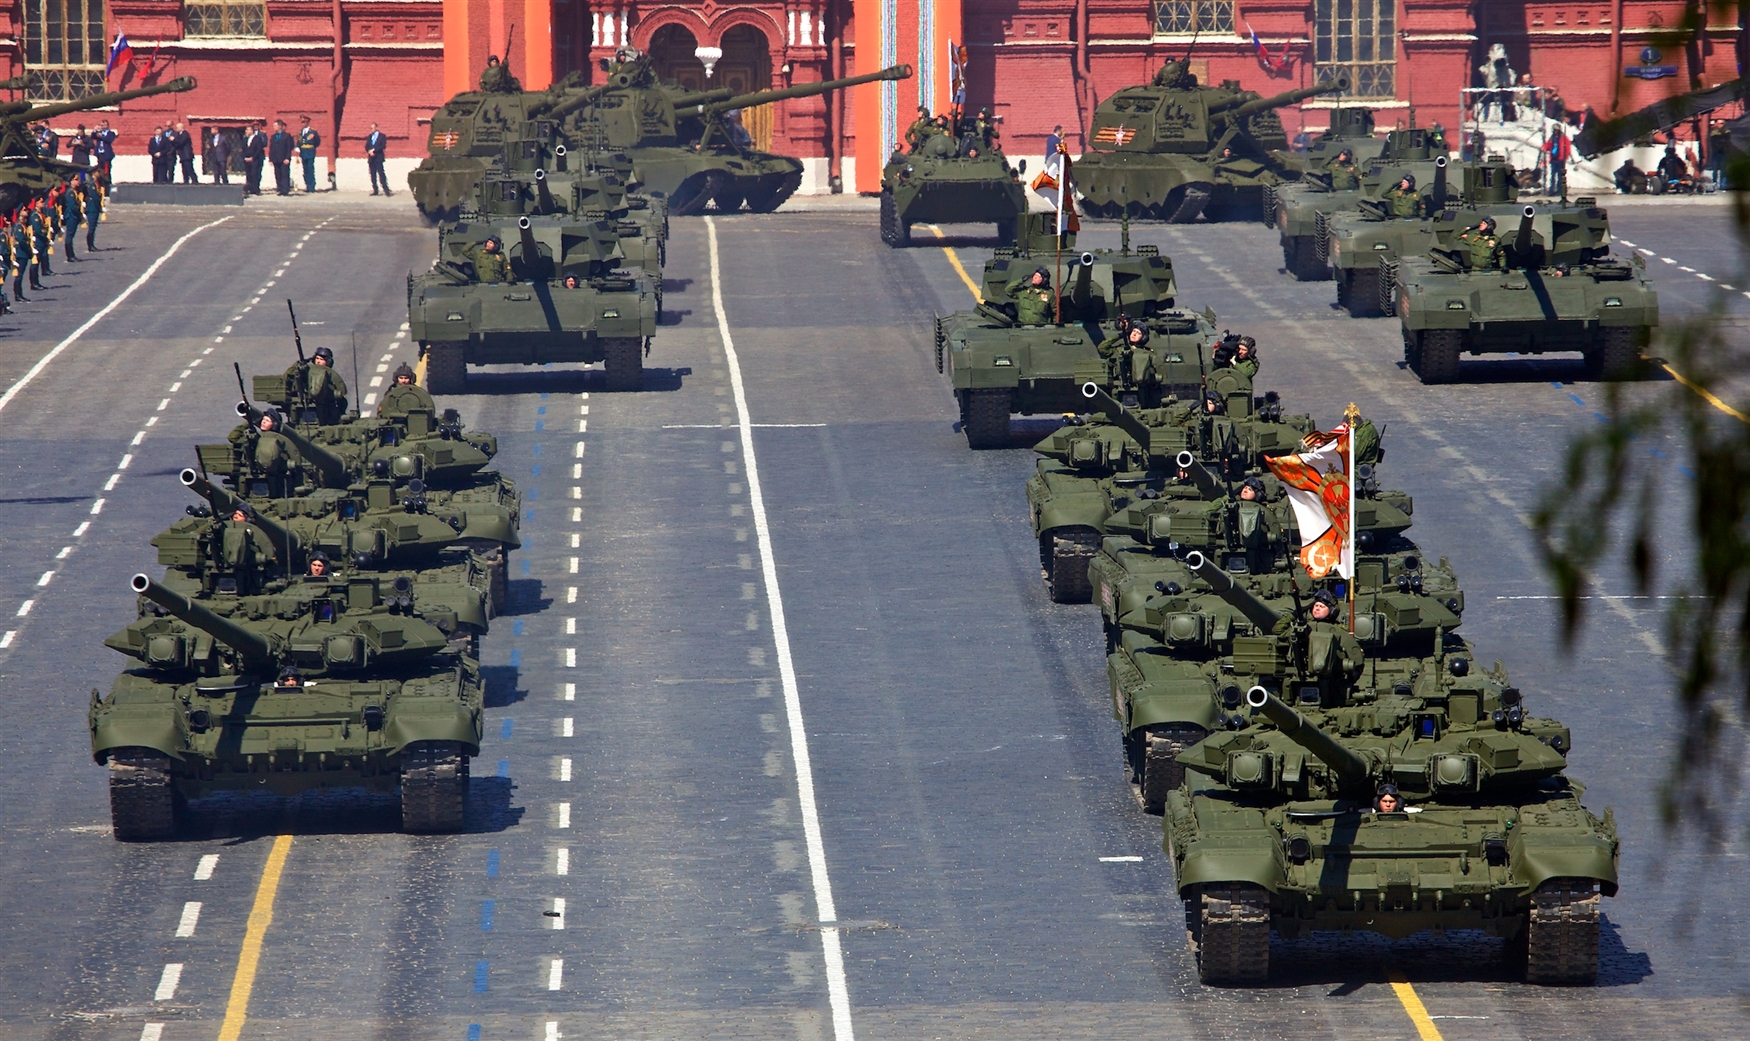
{"left": 0, "top": 77, "right": 197, "bottom": 211}
{"left": 1074, "top": 75, "right": 1346, "bottom": 223}
{"left": 92, "top": 573, "right": 484, "bottom": 839}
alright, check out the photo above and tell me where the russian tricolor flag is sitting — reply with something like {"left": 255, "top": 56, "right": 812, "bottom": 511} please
{"left": 104, "top": 32, "right": 133, "bottom": 77}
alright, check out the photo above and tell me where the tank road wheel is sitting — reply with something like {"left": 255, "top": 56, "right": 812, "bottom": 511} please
{"left": 1194, "top": 884, "right": 1271, "bottom": 985}
{"left": 962, "top": 388, "right": 1012, "bottom": 450}
{"left": 424, "top": 342, "right": 466, "bottom": 395}
{"left": 1522, "top": 879, "right": 1601, "bottom": 985}
{"left": 1167, "top": 183, "right": 1213, "bottom": 223}
{"left": 745, "top": 171, "right": 801, "bottom": 213}
{"left": 1403, "top": 329, "right": 1423, "bottom": 373}
{"left": 1587, "top": 327, "right": 1644, "bottom": 381}
{"left": 603, "top": 337, "right": 645, "bottom": 392}
{"left": 108, "top": 747, "right": 180, "bottom": 842}
{"left": 1340, "top": 269, "right": 1382, "bottom": 317}
{"left": 1417, "top": 329, "right": 1464, "bottom": 384}
{"left": 879, "top": 191, "right": 906, "bottom": 247}
{"left": 401, "top": 741, "right": 469, "bottom": 833}
{"left": 1044, "top": 527, "right": 1102, "bottom": 603}
{"left": 670, "top": 171, "right": 729, "bottom": 216}
{"left": 1139, "top": 724, "right": 1207, "bottom": 814}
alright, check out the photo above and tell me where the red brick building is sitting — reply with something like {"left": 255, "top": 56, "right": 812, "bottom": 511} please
{"left": 0, "top": 2, "right": 1738, "bottom": 190}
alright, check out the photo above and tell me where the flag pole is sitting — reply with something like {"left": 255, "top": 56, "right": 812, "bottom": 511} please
{"left": 1053, "top": 144, "right": 1063, "bottom": 323}
{"left": 1344, "top": 401, "right": 1360, "bottom": 634}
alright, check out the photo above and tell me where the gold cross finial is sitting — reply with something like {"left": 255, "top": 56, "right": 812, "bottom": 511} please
{"left": 1344, "top": 402, "right": 1361, "bottom": 426}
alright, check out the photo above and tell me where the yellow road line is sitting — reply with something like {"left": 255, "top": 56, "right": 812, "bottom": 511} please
{"left": 927, "top": 225, "right": 982, "bottom": 302}
{"left": 414, "top": 351, "right": 429, "bottom": 387}
{"left": 1662, "top": 361, "right": 1750, "bottom": 423}
{"left": 1388, "top": 978, "right": 1446, "bottom": 1041}
{"left": 216, "top": 834, "right": 294, "bottom": 1041}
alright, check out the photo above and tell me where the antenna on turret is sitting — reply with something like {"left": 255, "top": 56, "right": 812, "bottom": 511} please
{"left": 350, "top": 331, "right": 361, "bottom": 419}
{"left": 1183, "top": 25, "right": 1202, "bottom": 67}
{"left": 287, "top": 299, "right": 305, "bottom": 362}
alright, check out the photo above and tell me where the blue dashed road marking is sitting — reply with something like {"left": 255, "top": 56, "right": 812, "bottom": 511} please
{"left": 480, "top": 901, "right": 495, "bottom": 931}
{"left": 497, "top": 759, "right": 510, "bottom": 778}
{"left": 473, "top": 962, "right": 488, "bottom": 992}
{"left": 486, "top": 850, "right": 499, "bottom": 877}
{"left": 501, "top": 717, "right": 514, "bottom": 738}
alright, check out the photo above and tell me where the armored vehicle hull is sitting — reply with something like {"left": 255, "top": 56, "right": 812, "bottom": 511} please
{"left": 880, "top": 134, "right": 1027, "bottom": 245}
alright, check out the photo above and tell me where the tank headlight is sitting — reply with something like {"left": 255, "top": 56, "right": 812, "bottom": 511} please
{"left": 1372, "top": 242, "right": 1390, "bottom": 251}
{"left": 993, "top": 355, "right": 1013, "bottom": 367}
{"left": 446, "top": 312, "right": 465, "bottom": 321}
{"left": 1447, "top": 300, "right": 1467, "bottom": 309}
{"left": 602, "top": 308, "right": 620, "bottom": 318}
{"left": 1604, "top": 297, "right": 1623, "bottom": 307}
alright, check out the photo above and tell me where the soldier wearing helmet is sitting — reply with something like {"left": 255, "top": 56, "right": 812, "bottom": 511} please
{"left": 1457, "top": 216, "right": 1502, "bottom": 271}
{"left": 290, "top": 343, "right": 349, "bottom": 422}
{"left": 473, "top": 235, "right": 511, "bottom": 284}
{"left": 1097, "top": 321, "right": 1151, "bottom": 360}
{"left": 378, "top": 361, "right": 437, "bottom": 417}
{"left": 1007, "top": 266, "right": 1055, "bottom": 325}
{"left": 1325, "top": 147, "right": 1360, "bottom": 190}
{"left": 1385, "top": 173, "right": 1421, "bottom": 218}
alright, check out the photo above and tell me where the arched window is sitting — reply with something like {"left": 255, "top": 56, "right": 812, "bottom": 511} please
{"left": 1315, "top": 0, "right": 1396, "bottom": 98}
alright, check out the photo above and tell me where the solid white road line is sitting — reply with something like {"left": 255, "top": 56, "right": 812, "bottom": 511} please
{"left": 0, "top": 215, "right": 236, "bottom": 419}
{"left": 706, "top": 216, "right": 854, "bottom": 1041}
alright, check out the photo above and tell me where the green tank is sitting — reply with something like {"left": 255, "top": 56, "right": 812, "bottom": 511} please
{"left": 1278, "top": 106, "right": 1386, "bottom": 175}
{"left": 409, "top": 212, "right": 658, "bottom": 393}
{"left": 411, "top": 58, "right": 912, "bottom": 218}
{"left": 0, "top": 77, "right": 197, "bottom": 211}
{"left": 1072, "top": 62, "right": 1345, "bottom": 223}
{"left": 1167, "top": 645, "right": 1617, "bottom": 984}
{"left": 1027, "top": 380, "right": 1318, "bottom": 603}
{"left": 1323, "top": 157, "right": 1519, "bottom": 317}
{"left": 1390, "top": 203, "right": 1659, "bottom": 383}
{"left": 939, "top": 218, "right": 1214, "bottom": 448}
{"left": 878, "top": 126, "right": 1028, "bottom": 246}
{"left": 1265, "top": 128, "right": 1450, "bottom": 281}
{"left": 91, "top": 573, "right": 484, "bottom": 839}
{"left": 466, "top": 158, "right": 668, "bottom": 277}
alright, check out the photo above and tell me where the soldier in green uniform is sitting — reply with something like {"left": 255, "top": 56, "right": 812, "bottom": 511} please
{"left": 973, "top": 107, "right": 1000, "bottom": 150}
{"left": 1456, "top": 216, "right": 1501, "bottom": 271}
{"left": 1384, "top": 174, "right": 1420, "bottom": 218}
{"left": 473, "top": 236, "right": 511, "bottom": 283}
{"left": 1096, "top": 322, "right": 1149, "bottom": 360}
{"left": 7, "top": 217, "right": 27, "bottom": 301}
{"left": 1153, "top": 60, "right": 1192, "bottom": 88}
{"left": 1231, "top": 335, "right": 1259, "bottom": 379}
{"left": 1352, "top": 415, "right": 1383, "bottom": 465}
{"left": 60, "top": 181, "right": 82, "bottom": 262}
{"left": 378, "top": 363, "right": 437, "bottom": 417}
{"left": 27, "top": 204, "right": 48, "bottom": 287}
{"left": 221, "top": 503, "right": 280, "bottom": 572}
{"left": 1325, "top": 148, "right": 1360, "bottom": 190}
{"left": 1006, "top": 267, "right": 1054, "bottom": 325}
{"left": 289, "top": 345, "right": 350, "bottom": 423}
{"left": 905, "top": 105, "right": 937, "bottom": 152}
{"left": 479, "top": 56, "right": 521, "bottom": 93}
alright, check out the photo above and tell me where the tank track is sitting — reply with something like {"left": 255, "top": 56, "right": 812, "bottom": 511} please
{"left": 1587, "top": 327, "right": 1642, "bottom": 381}
{"left": 1139, "top": 724, "right": 1206, "bottom": 814}
{"left": 879, "top": 191, "right": 909, "bottom": 247}
{"left": 961, "top": 389, "right": 1011, "bottom": 449}
{"left": 1168, "top": 184, "right": 1212, "bottom": 224}
{"left": 603, "top": 337, "right": 645, "bottom": 392}
{"left": 1339, "top": 268, "right": 1382, "bottom": 317}
{"left": 424, "top": 342, "right": 467, "bottom": 395}
{"left": 747, "top": 170, "right": 802, "bottom": 214}
{"left": 1414, "top": 329, "right": 1463, "bottom": 384}
{"left": 108, "top": 747, "right": 179, "bottom": 841}
{"left": 1523, "top": 880, "right": 1601, "bottom": 985}
{"left": 1194, "top": 884, "right": 1271, "bottom": 985}
{"left": 671, "top": 170, "right": 731, "bottom": 217}
{"left": 401, "top": 741, "right": 469, "bottom": 833}
{"left": 1044, "top": 528, "right": 1102, "bottom": 603}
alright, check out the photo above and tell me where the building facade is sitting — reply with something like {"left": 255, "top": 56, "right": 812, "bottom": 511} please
{"left": 0, "top": 2, "right": 1740, "bottom": 190}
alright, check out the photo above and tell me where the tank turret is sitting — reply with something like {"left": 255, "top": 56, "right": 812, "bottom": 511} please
{"left": 1183, "top": 550, "right": 1283, "bottom": 632}
{"left": 127, "top": 573, "right": 276, "bottom": 668}
{"left": 1241, "top": 686, "right": 1375, "bottom": 783}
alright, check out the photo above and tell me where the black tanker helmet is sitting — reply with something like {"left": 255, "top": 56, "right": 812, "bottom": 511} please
{"left": 258, "top": 407, "right": 283, "bottom": 430}
{"left": 1399, "top": 173, "right": 1416, "bottom": 191}
{"left": 1241, "top": 476, "right": 1266, "bottom": 499}
{"left": 393, "top": 362, "right": 417, "bottom": 382}
{"left": 312, "top": 345, "right": 335, "bottom": 364}
{"left": 1312, "top": 588, "right": 1338, "bottom": 609}
{"left": 1032, "top": 266, "right": 1051, "bottom": 284}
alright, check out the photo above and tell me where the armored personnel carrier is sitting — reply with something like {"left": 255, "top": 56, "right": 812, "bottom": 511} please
{"left": 413, "top": 58, "right": 912, "bottom": 218}
{"left": 1026, "top": 380, "right": 1315, "bottom": 603}
{"left": 1390, "top": 203, "right": 1658, "bottom": 383}
{"left": 0, "top": 77, "right": 197, "bottom": 211}
{"left": 1072, "top": 61, "right": 1344, "bottom": 222}
{"left": 1266, "top": 128, "right": 1449, "bottom": 281}
{"left": 92, "top": 573, "right": 484, "bottom": 839}
{"left": 1164, "top": 580, "right": 1616, "bottom": 983}
{"left": 939, "top": 217, "right": 1216, "bottom": 448}
{"left": 1324, "top": 157, "right": 1517, "bottom": 317}
{"left": 409, "top": 212, "right": 658, "bottom": 393}
{"left": 879, "top": 124, "right": 1028, "bottom": 245}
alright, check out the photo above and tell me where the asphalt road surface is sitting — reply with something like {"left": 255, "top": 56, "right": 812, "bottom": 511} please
{"left": 0, "top": 194, "right": 1744, "bottom": 1040}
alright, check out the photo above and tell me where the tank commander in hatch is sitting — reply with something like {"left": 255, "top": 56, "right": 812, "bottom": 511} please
{"left": 906, "top": 105, "right": 937, "bottom": 152}
{"left": 1238, "top": 476, "right": 1264, "bottom": 502}
{"left": 1231, "top": 336, "right": 1259, "bottom": 379}
{"left": 306, "top": 551, "right": 331, "bottom": 580}
{"left": 1385, "top": 174, "right": 1420, "bottom": 218}
{"left": 1097, "top": 322, "right": 1150, "bottom": 360}
{"left": 277, "top": 665, "right": 305, "bottom": 689}
{"left": 1309, "top": 588, "right": 1339, "bottom": 623}
{"left": 480, "top": 55, "right": 521, "bottom": 93}
{"left": 1457, "top": 216, "right": 1501, "bottom": 271}
{"left": 1374, "top": 784, "right": 1403, "bottom": 813}
{"left": 472, "top": 235, "right": 511, "bottom": 284}
{"left": 1007, "top": 267, "right": 1055, "bottom": 325}
{"left": 1325, "top": 148, "right": 1360, "bottom": 190}
{"left": 378, "top": 363, "right": 436, "bottom": 417}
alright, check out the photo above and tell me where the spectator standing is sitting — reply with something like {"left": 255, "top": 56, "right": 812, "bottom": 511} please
{"left": 242, "top": 122, "right": 267, "bottom": 195}
{"left": 173, "top": 121, "right": 197, "bottom": 184}
{"left": 1045, "top": 124, "right": 1063, "bottom": 158}
{"left": 91, "top": 120, "right": 116, "bottom": 184}
{"left": 366, "top": 122, "right": 391, "bottom": 196}
{"left": 297, "top": 115, "right": 320, "bottom": 192}
{"left": 36, "top": 123, "right": 59, "bottom": 159}
{"left": 69, "top": 125, "right": 90, "bottom": 168}
{"left": 147, "top": 126, "right": 166, "bottom": 183}
{"left": 269, "top": 119, "right": 294, "bottom": 196}
{"left": 1543, "top": 124, "right": 1571, "bottom": 197}
{"left": 209, "top": 130, "right": 232, "bottom": 185}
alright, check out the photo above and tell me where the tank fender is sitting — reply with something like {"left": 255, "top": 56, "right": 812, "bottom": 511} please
{"left": 90, "top": 685, "right": 188, "bottom": 763}
{"left": 456, "top": 505, "right": 523, "bottom": 549}
{"left": 1034, "top": 496, "right": 1110, "bottom": 539}
{"left": 1165, "top": 795, "right": 1284, "bottom": 895}
{"left": 1507, "top": 817, "right": 1620, "bottom": 897}
{"left": 384, "top": 696, "right": 483, "bottom": 757}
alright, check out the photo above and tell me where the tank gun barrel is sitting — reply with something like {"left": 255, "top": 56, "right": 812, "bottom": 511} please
{"left": 180, "top": 468, "right": 301, "bottom": 554}
{"left": 533, "top": 168, "right": 557, "bottom": 214}
{"left": 232, "top": 401, "right": 352, "bottom": 488}
{"left": 1245, "top": 686, "right": 1373, "bottom": 782}
{"left": 0, "top": 76, "right": 195, "bottom": 122}
{"left": 1212, "top": 78, "right": 1346, "bottom": 121}
{"left": 1173, "top": 450, "right": 1225, "bottom": 498}
{"left": 1080, "top": 381, "right": 1152, "bottom": 451}
{"left": 131, "top": 572, "right": 275, "bottom": 667}
{"left": 1430, "top": 155, "right": 1448, "bottom": 211}
{"left": 1513, "top": 204, "right": 1536, "bottom": 257}
{"left": 517, "top": 215, "right": 540, "bottom": 265}
{"left": 1184, "top": 550, "right": 1284, "bottom": 632}
{"left": 542, "top": 83, "right": 614, "bottom": 122}
{"left": 1070, "top": 251, "right": 1096, "bottom": 310}
{"left": 689, "top": 64, "right": 913, "bottom": 117}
